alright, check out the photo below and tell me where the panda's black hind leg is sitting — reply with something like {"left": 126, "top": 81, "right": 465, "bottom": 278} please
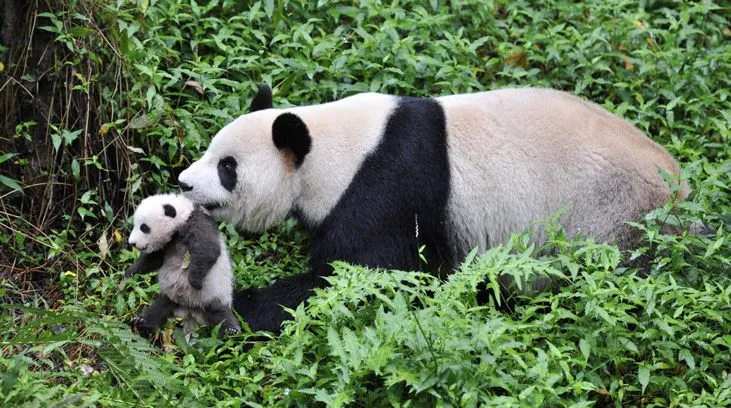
{"left": 132, "top": 294, "right": 177, "bottom": 337}
{"left": 203, "top": 308, "right": 241, "bottom": 336}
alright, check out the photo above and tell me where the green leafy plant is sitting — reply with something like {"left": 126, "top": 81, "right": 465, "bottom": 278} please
{"left": 1, "top": 0, "right": 728, "bottom": 406}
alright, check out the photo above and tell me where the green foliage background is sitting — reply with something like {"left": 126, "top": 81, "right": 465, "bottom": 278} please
{"left": 0, "top": 0, "right": 729, "bottom": 406}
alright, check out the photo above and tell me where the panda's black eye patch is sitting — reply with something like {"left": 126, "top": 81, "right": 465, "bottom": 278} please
{"left": 140, "top": 224, "right": 150, "bottom": 234}
{"left": 218, "top": 156, "right": 237, "bottom": 192}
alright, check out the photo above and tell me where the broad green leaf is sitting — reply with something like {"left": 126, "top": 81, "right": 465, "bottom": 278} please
{"left": 0, "top": 175, "right": 22, "bottom": 192}
{"left": 71, "top": 159, "right": 80, "bottom": 181}
{"left": 579, "top": 338, "right": 590, "bottom": 360}
{"left": 638, "top": 365, "right": 650, "bottom": 394}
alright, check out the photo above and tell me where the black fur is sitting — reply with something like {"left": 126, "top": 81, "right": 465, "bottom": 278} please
{"left": 250, "top": 84, "right": 273, "bottom": 112}
{"left": 178, "top": 206, "right": 222, "bottom": 290}
{"left": 235, "top": 97, "right": 452, "bottom": 332}
{"left": 132, "top": 294, "right": 177, "bottom": 335}
{"left": 234, "top": 272, "right": 328, "bottom": 333}
{"left": 163, "top": 204, "right": 176, "bottom": 218}
{"left": 272, "top": 113, "right": 312, "bottom": 167}
{"left": 217, "top": 156, "right": 238, "bottom": 192}
{"left": 125, "top": 250, "right": 164, "bottom": 278}
{"left": 201, "top": 307, "right": 241, "bottom": 331}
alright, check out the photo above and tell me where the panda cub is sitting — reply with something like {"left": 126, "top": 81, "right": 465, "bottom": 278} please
{"left": 125, "top": 193, "right": 241, "bottom": 336}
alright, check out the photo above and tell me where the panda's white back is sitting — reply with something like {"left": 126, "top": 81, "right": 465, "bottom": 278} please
{"left": 438, "top": 88, "right": 684, "bottom": 257}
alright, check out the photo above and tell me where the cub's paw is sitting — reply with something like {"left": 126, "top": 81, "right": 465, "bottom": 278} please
{"left": 131, "top": 316, "right": 154, "bottom": 337}
{"left": 131, "top": 315, "right": 145, "bottom": 328}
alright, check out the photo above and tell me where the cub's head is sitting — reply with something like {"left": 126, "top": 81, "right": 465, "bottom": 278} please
{"left": 177, "top": 85, "right": 312, "bottom": 232}
{"left": 128, "top": 194, "right": 195, "bottom": 253}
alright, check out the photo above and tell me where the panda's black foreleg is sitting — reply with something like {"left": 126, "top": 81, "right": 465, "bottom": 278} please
{"left": 177, "top": 208, "right": 222, "bottom": 290}
{"left": 181, "top": 221, "right": 221, "bottom": 290}
{"left": 132, "top": 294, "right": 177, "bottom": 336}
{"left": 233, "top": 271, "right": 329, "bottom": 333}
{"left": 185, "top": 251, "right": 218, "bottom": 290}
{"left": 125, "top": 250, "right": 165, "bottom": 278}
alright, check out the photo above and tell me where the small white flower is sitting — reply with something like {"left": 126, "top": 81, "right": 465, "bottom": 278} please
{"left": 80, "top": 364, "right": 95, "bottom": 376}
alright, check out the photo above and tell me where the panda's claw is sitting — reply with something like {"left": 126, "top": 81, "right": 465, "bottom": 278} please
{"left": 224, "top": 326, "right": 241, "bottom": 336}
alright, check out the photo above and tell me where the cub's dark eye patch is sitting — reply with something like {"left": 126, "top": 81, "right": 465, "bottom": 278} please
{"left": 218, "top": 156, "right": 238, "bottom": 192}
{"left": 140, "top": 224, "right": 150, "bottom": 234}
{"left": 163, "top": 204, "right": 177, "bottom": 218}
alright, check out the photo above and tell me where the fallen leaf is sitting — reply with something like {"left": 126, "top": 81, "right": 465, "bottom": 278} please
{"left": 98, "top": 232, "right": 109, "bottom": 259}
{"left": 622, "top": 54, "right": 633, "bottom": 71}
{"left": 126, "top": 145, "right": 145, "bottom": 154}
{"left": 185, "top": 80, "right": 204, "bottom": 94}
{"left": 162, "top": 326, "right": 175, "bottom": 353}
{"left": 504, "top": 49, "right": 528, "bottom": 68}
{"left": 182, "top": 251, "right": 191, "bottom": 269}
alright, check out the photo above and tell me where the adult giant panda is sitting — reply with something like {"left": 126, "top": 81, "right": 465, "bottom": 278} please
{"left": 178, "top": 85, "right": 687, "bottom": 332}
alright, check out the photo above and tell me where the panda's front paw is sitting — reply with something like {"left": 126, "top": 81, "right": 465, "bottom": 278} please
{"left": 224, "top": 326, "right": 241, "bottom": 336}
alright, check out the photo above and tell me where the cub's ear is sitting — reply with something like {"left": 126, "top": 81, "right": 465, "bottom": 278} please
{"left": 163, "top": 204, "right": 177, "bottom": 218}
{"left": 250, "top": 84, "right": 273, "bottom": 112}
{"left": 272, "top": 112, "right": 312, "bottom": 168}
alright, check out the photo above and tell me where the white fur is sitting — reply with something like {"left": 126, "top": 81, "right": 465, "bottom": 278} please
{"left": 438, "top": 88, "right": 685, "bottom": 257}
{"left": 178, "top": 93, "right": 397, "bottom": 231}
{"left": 128, "top": 194, "right": 194, "bottom": 253}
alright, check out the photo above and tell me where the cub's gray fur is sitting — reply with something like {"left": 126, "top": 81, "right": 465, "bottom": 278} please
{"left": 126, "top": 193, "right": 240, "bottom": 336}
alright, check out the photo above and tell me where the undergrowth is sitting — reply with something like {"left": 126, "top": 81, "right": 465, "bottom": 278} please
{"left": 0, "top": 0, "right": 729, "bottom": 406}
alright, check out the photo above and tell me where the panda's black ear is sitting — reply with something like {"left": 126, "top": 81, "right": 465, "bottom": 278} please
{"left": 272, "top": 113, "right": 311, "bottom": 168}
{"left": 250, "top": 84, "right": 273, "bottom": 112}
{"left": 163, "top": 204, "right": 177, "bottom": 218}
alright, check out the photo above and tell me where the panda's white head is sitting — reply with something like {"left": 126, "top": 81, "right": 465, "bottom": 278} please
{"left": 128, "top": 194, "right": 195, "bottom": 253}
{"left": 177, "top": 85, "right": 312, "bottom": 232}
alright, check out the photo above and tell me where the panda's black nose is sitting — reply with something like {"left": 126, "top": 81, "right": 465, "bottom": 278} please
{"left": 178, "top": 180, "right": 193, "bottom": 192}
